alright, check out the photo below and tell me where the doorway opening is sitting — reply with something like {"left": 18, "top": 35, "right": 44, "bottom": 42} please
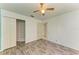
{"left": 16, "top": 19, "right": 25, "bottom": 46}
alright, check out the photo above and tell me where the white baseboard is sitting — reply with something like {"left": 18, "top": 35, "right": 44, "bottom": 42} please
{"left": 47, "top": 39, "right": 79, "bottom": 51}
{"left": 25, "top": 39, "right": 39, "bottom": 44}
{"left": 0, "top": 49, "right": 3, "bottom": 52}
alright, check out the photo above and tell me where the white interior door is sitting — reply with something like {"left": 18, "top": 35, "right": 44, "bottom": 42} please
{"left": 3, "top": 16, "right": 16, "bottom": 49}
{"left": 37, "top": 23, "right": 47, "bottom": 39}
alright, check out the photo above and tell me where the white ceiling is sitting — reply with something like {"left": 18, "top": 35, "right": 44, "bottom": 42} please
{"left": 0, "top": 3, "right": 79, "bottom": 20}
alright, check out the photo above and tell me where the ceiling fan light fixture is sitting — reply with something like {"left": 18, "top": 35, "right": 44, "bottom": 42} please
{"left": 32, "top": 3, "right": 54, "bottom": 16}
{"left": 41, "top": 9, "right": 45, "bottom": 14}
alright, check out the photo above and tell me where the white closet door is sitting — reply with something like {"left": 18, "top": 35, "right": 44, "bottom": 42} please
{"left": 37, "top": 23, "right": 47, "bottom": 39}
{"left": 3, "top": 17, "right": 16, "bottom": 49}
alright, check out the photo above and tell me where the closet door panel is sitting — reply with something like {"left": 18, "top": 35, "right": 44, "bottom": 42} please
{"left": 3, "top": 17, "right": 16, "bottom": 49}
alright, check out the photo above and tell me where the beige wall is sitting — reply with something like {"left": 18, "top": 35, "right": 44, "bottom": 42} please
{"left": 46, "top": 10, "right": 79, "bottom": 50}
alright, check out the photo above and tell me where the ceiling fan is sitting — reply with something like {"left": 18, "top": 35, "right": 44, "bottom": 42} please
{"left": 32, "top": 3, "right": 54, "bottom": 16}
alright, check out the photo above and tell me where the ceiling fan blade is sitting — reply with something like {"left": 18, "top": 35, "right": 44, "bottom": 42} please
{"left": 46, "top": 8, "right": 54, "bottom": 10}
{"left": 33, "top": 10, "right": 39, "bottom": 13}
{"left": 30, "top": 15, "right": 34, "bottom": 17}
{"left": 42, "top": 13, "right": 45, "bottom": 16}
{"left": 40, "top": 3, "right": 44, "bottom": 8}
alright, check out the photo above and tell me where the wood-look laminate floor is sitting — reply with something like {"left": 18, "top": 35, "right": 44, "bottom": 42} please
{"left": 0, "top": 39, "right": 79, "bottom": 55}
